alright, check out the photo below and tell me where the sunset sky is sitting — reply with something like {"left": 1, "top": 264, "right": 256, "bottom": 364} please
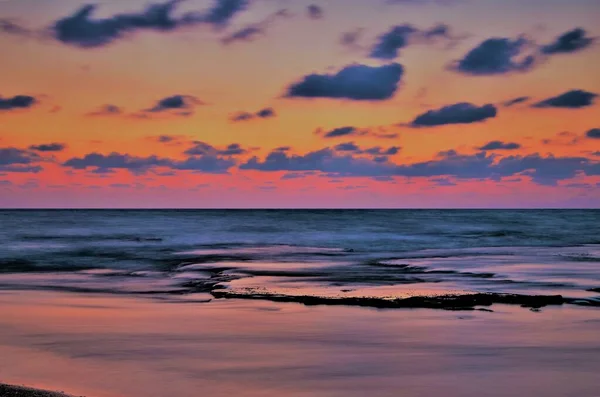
{"left": 1, "top": 0, "right": 599, "bottom": 208}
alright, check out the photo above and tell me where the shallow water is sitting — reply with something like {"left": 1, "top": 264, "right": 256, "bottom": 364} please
{"left": 0, "top": 210, "right": 599, "bottom": 306}
{"left": 1, "top": 291, "right": 599, "bottom": 397}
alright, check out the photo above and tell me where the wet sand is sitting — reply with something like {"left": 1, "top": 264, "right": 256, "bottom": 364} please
{"left": 1, "top": 290, "right": 600, "bottom": 397}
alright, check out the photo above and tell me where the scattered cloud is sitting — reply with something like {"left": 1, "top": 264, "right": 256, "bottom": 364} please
{"left": 503, "top": 96, "right": 530, "bottom": 107}
{"left": 221, "top": 9, "right": 289, "bottom": 45}
{"left": 0, "top": 147, "right": 43, "bottom": 173}
{"left": 286, "top": 63, "right": 404, "bottom": 101}
{"left": 586, "top": 128, "right": 600, "bottom": 139}
{"left": 144, "top": 94, "right": 204, "bottom": 115}
{"left": 29, "top": 143, "right": 67, "bottom": 152}
{"left": 51, "top": 0, "right": 249, "bottom": 48}
{"left": 184, "top": 141, "right": 248, "bottom": 156}
{"left": 533, "top": 89, "right": 598, "bottom": 109}
{"left": 369, "top": 23, "right": 455, "bottom": 60}
{"left": 63, "top": 144, "right": 239, "bottom": 174}
{"left": 541, "top": 28, "right": 595, "bottom": 55}
{"left": 307, "top": 4, "right": 324, "bottom": 19}
{"left": 87, "top": 104, "right": 123, "bottom": 117}
{"left": 409, "top": 102, "right": 497, "bottom": 127}
{"left": 0, "top": 94, "right": 37, "bottom": 111}
{"left": 340, "top": 28, "right": 364, "bottom": 50}
{"left": 230, "top": 107, "right": 276, "bottom": 122}
{"left": 450, "top": 37, "right": 535, "bottom": 75}
{"left": 0, "top": 19, "right": 34, "bottom": 37}
{"left": 478, "top": 141, "right": 521, "bottom": 151}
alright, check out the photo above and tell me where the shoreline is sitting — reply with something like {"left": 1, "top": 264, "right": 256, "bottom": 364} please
{"left": 0, "top": 384, "right": 81, "bottom": 397}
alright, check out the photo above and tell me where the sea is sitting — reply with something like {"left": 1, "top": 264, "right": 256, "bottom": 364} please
{"left": 0, "top": 209, "right": 599, "bottom": 305}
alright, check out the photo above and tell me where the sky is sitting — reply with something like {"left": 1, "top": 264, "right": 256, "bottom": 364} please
{"left": 0, "top": 0, "right": 599, "bottom": 208}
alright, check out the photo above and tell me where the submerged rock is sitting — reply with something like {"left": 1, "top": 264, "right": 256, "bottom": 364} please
{"left": 211, "top": 290, "right": 566, "bottom": 311}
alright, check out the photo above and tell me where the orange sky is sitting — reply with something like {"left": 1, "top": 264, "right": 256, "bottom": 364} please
{"left": 0, "top": 0, "right": 599, "bottom": 207}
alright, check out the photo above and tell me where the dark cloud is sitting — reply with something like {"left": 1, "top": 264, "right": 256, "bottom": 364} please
{"left": 184, "top": 141, "right": 247, "bottom": 156}
{"left": 0, "top": 147, "right": 43, "bottom": 173}
{"left": 370, "top": 25, "right": 417, "bottom": 59}
{"left": 0, "top": 95, "right": 37, "bottom": 111}
{"left": 158, "top": 135, "right": 176, "bottom": 143}
{"left": 63, "top": 147, "right": 237, "bottom": 174}
{"left": 369, "top": 24, "right": 453, "bottom": 60}
{"left": 307, "top": 4, "right": 324, "bottom": 19}
{"left": 334, "top": 142, "right": 360, "bottom": 152}
{"left": 52, "top": 0, "right": 249, "bottom": 48}
{"left": 586, "top": 128, "right": 600, "bottom": 139}
{"left": 541, "top": 28, "right": 595, "bottom": 55}
{"left": 533, "top": 89, "right": 597, "bottom": 109}
{"left": 240, "top": 148, "right": 397, "bottom": 177}
{"left": 323, "top": 126, "right": 359, "bottom": 138}
{"left": 240, "top": 145, "right": 599, "bottom": 185}
{"left": 231, "top": 107, "right": 276, "bottom": 122}
{"left": 286, "top": 63, "right": 404, "bottom": 101}
{"left": 503, "top": 96, "right": 530, "bottom": 107}
{"left": 450, "top": 37, "right": 535, "bottom": 75}
{"left": 203, "top": 0, "right": 249, "bottom": 27}
{"left": 145, "top": 95, "right": 203, "bottom": 114}
{"left": 63, "top": 152, "right": 171, "bottom": 174}
{"left": 478, "top": 141, "right": 521, "bottom": 151}
{"left": 29, "top": 143, "right": 67, "bottom": 152}
{"left": 410, "top": 103, "right": 497, "bottom": 127}
{"left": 333, "top": 142, "right": 400, "bottom": 156}
{"left": 221, "top": 9, "right": 289, "bottom": 45}
{"left": 87, "top": 104, "right": 123, "bottom": 116}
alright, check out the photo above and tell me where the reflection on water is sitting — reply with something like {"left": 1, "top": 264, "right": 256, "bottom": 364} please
{"left": 1, "top": 291, "right": 600, "bottom": 397}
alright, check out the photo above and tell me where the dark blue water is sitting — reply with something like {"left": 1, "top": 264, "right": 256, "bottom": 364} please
{"left": 1, "top": 210, "right": 599, "bottom": 304}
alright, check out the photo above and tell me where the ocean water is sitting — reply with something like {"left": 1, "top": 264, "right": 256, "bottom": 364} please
{"left": 0, "top": 210, "right": 599, "bottom": 308}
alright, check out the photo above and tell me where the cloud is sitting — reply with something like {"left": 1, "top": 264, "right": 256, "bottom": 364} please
{"left": 334, "top": 142, "right": 360, "bottom": 152}
{"left": 63, "top": 146, "right": 238, "bottom": 174}
{"left": 503, "top": 96, "right": 530, "bottom": 107}
{"left": 541, "top": 28, "right": 595, "bottom": 55}
{"left": 587, "top": 128, "right": 600, "bottom": 139}
{"left": 221, "top": 9, "right": 289, "bottom": 45}
{"left": 307, "top": 4, "right": 324, "bottom": 19}
{"left": 0, "top": 95, "right": 37, "bottom": 111}
{"left": 144, "top": 95, "right": 204, "bottom": 114}
{"left": 240, "top": 148, "right": 398, "bottom": 177}
{"left": 0, "top": 19, "right": 34, "bottom": 37}
{"left": 239, "top": 144, "right": 599, "bottom": 186}
{"left": 340, "top": 28, "right": 364, "bottom": 50}
{"left": 63, "top": 152, "right": 171, "bottom": 174}
{"left": 322, "top": 126, "right": 360, "bottom": 138}
{"left": 478, "top": 141, "right": 521, "bottom": 151}
{"left": 333, "top": 142, "right": 400, "bottom": 156}
{"left": 450, "top": 37, "right": 535, "bottom": 75}
{"left": 87, "top": 104, "right": 123, "bottom": 116}
{"left": 0, "top": 147, "right": 43, "bottom": 173}
{"left": 533, "top": 89, "right": 598, "bottom": 109}
{"left": 184, "top": 141, "right": 247, "bottom": 156}
{"left": 409, "top": 103, "right": 497, "bottom": 127}
{"left": 51, "top": 0, "right": 249, "bottom": 48}
{"left": 29, "top": 143, "right": 67, "bottom": 152}
{"left": 369, "top": 23, "right": 454, "bottom": 60}
{"left": 286, "top": 63, "right": 404, "bottom": 101}
{"left": 230, "top": 107, "right": 276, "bottom": 122}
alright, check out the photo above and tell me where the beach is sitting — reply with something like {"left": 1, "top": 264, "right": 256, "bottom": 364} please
{"left": 1, "top": 210, "right": 599, "bottom": 396}
{"left": 1, "top": 290, "right": 600, "bottom": 397}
